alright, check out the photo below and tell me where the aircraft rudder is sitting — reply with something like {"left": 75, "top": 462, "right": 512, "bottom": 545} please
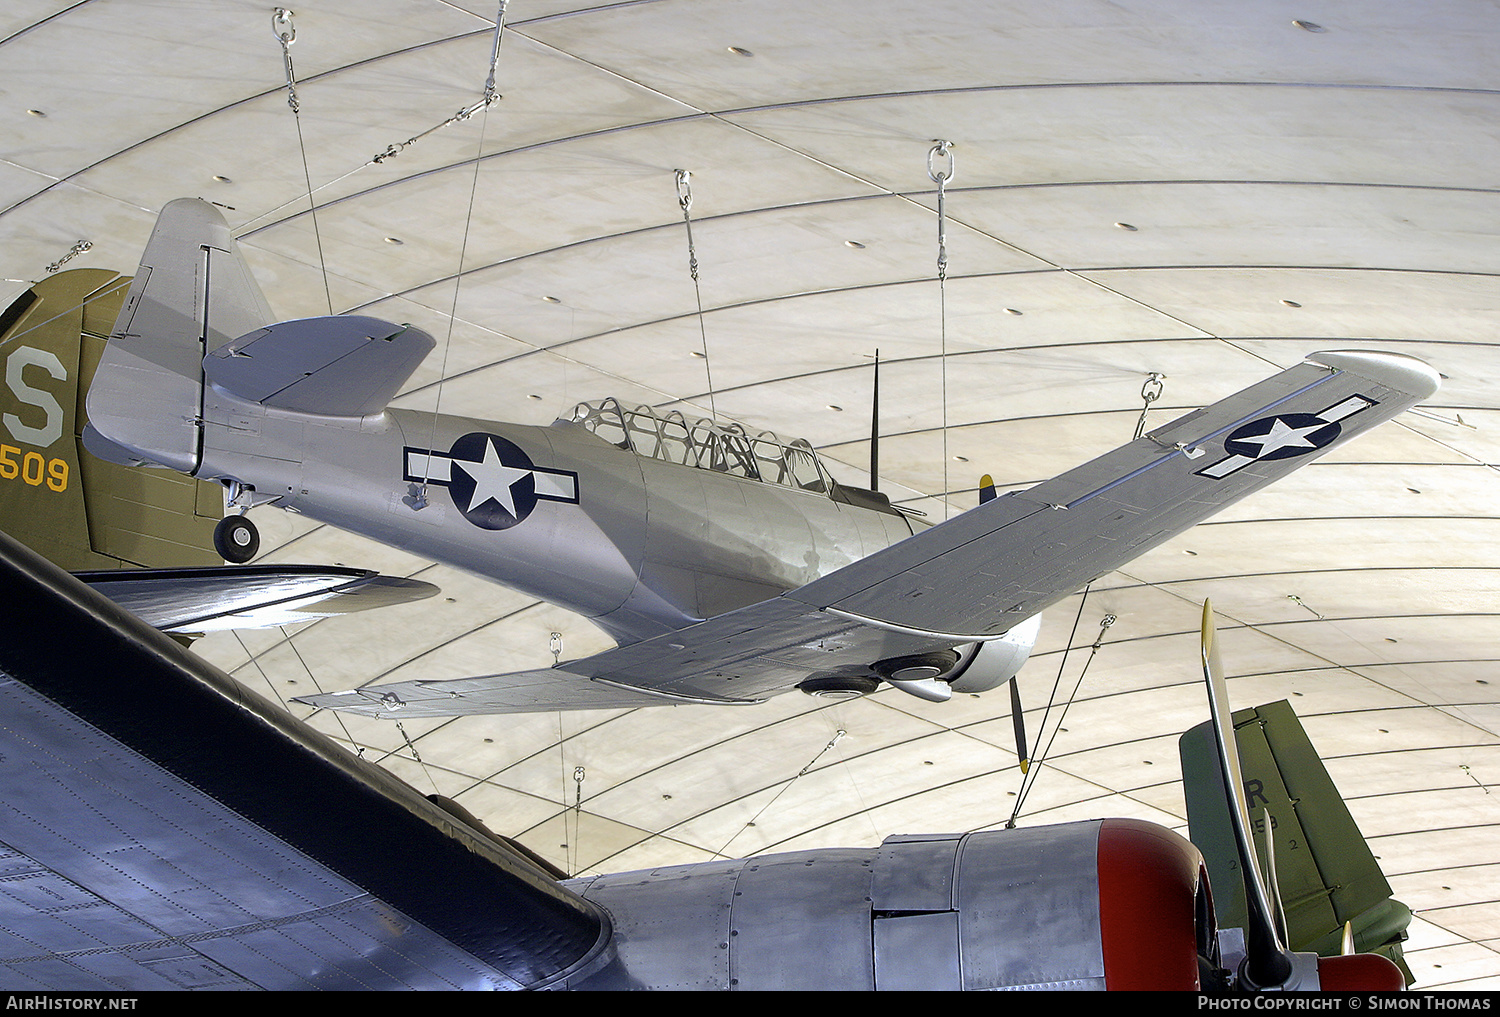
{"left": 87, "top": 198, "right": 275, "bottom": 474}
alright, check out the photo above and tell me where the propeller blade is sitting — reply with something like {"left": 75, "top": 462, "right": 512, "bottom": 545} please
{"left": 1258, "top": 806, "right": 1290, "bottom": 946}
{"left": 1342, "top": 921, "right": 1355, "bottom": 957}
{"left": 1009, "top": 676, "right": 1030, "bottom": 773}
{"left": 1201, "top": 600, "right": 1294, "bottom": 989}
{"left": 979, "top": 473, "right": 996, "bottom": 505}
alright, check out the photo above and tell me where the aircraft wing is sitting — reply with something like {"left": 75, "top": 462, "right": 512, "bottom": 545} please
{"left": 297, "top": 349, "right": 1440, "bottom": 718}
{"left": 75, "top": 564, "right": 439, "bottom": 633}
{"left": 0, "top": 529, "right": 611, "bottom": 990}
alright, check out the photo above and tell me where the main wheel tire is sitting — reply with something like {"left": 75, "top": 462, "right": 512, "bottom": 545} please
{"left": 214, "top": 515, "right": 260, "bottom": 563}
{"left": 871, "top": 650, "right": 960, "bottom": 681}
{"left": 797, "top": 675, "right": 880, "bottom": 699}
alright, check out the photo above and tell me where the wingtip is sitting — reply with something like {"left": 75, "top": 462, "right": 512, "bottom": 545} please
{"left": 159, "top": 196, "right": 231, "bottom": 230}
{"left": 1306, "top": 349, "right": 1441, "bottom": 401}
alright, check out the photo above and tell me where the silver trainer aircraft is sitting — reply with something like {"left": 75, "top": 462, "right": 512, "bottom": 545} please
{"left": 85, "top": 198, "right": 1441, "bottom": 717}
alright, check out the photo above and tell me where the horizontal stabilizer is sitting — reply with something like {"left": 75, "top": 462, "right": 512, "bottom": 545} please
{"left": 205, "top": 315, "right": 435, "bottom": 417}
{"left": 76, "top": 564, "right": 438, "bottom": 633}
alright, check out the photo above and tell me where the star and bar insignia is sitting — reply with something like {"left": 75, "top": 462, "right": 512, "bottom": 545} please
{"left": 1195, "top": 394, "right": 1376, "bottom": 480}
{"left": 403, "top": 432, "right": 579, "bottom": 530}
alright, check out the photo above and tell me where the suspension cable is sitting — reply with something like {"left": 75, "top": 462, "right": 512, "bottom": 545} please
{"left": 569, "top": 764, "right": 585, "bottom": 876}
{"left": 44, "top": 240, "right": 91, "bottom": 275}
{"left": 928, "top": 141, "right": 954, "bottom": 520}
{"left": 274, "top": 622, "right": 368, "bottom": 755}
{"left": 394, "top": 718, "right": 441, "bottom": 794}
{"left": 414, "top": 1, "right": 509, "bottom": 505}
{"left": 716, "top": 728, "right": 846, "bottom": 858}
{"left": 1007, "top": 592, "right": 1117, "bottom": 827}
{"left": 675, "top": 169, "right": 717, "bottom": 418}
{"left": 272, "top": 8, "right": 334, "bottom": 315}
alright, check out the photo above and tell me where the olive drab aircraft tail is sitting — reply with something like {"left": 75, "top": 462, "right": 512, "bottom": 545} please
{"left": 0, "top": 265, "right": 437, "bottom": 634}
{"left": 0, "top": 267, "right": 224, "bottom": 570}
{"left": 85, "top": 198, "right": 1442, "bottom": 714}
{"left": 1181, "top": 698, "right": 1415, "bottom": 984}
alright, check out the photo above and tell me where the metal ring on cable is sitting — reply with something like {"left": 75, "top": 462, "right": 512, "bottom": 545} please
{"left": 272, "top": 8, "right": 296, "bottom": 45}
{"left": 675, "top": 168, "right": 693, "bottom": 212}
{"left": 927, "top": 140, "right": 955, "bottom": 184}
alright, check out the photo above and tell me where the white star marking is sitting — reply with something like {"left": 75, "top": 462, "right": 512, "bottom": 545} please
{"left": 452, "top": 438, "right": 532, "bottom": 517}
{"left": 1236, "top": 417, "right": 1323, "bottom": 457}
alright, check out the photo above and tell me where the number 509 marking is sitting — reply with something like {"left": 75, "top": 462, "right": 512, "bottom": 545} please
{"left": 0, "top": 445, "right": 68, "bottom": 491}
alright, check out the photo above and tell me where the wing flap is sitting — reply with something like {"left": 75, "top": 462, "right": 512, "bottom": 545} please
{"left": 204, "top": 315, "right": 434, "bottom": 416}
{"left": 303, "top": 668, "right": 706, "bottom": 717}
{"left": 295, "top": 597, "right": 961, "bottom": 717}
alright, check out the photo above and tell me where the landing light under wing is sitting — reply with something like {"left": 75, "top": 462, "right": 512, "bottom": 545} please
{"left": 298, "top": 349, "right": 1439, "bottom": 718}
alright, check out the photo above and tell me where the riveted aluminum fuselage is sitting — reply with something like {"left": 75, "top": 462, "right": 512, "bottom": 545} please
{"left": 194, "top": 387, "right": 914, "bottom": 643}
{"left": 559, "top": 820, "right": 1206, "bottom": 990}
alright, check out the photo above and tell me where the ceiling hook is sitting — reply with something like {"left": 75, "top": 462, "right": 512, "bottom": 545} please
{"left": 927, "top": 140, "right": 955, "bottom": 185}
{"left": 272, "top": 8, "right": 296, "bottom": 46}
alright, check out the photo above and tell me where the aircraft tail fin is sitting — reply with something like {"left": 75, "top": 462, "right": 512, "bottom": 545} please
{"left": 86, "top": 198, "right": 274, "bottom": 474}
{"left": 0, "top": 268, "right": 223, "bottom": 570}
{"left": 1180, "top": 698, "right": 1413, "bottom": 983}
{"left": 978, "top": 473, "right": 996, "bottom": 505}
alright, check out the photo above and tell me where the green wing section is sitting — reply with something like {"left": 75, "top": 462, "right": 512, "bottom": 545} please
{"left": 1180, "top": 700, "right": 1413, "bottom": 983}
{"left": 0, "top": 269, "right": 222, "bottom": 571}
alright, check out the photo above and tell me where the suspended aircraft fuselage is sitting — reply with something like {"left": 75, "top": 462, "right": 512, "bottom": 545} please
{"left": 187, "top": 393, "right": 915, "bottom": 644}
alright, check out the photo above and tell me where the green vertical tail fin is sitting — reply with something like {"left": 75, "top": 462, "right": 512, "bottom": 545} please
{"left": 1180, "top": 699, "right": 1413, "bottom": 983}
{"left": 0, "top": 269, "right": 221, "bottom": 570}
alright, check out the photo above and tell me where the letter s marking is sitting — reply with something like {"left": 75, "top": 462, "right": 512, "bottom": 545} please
{"left": 4, "top": 346, "right": 66, "bottom": 448}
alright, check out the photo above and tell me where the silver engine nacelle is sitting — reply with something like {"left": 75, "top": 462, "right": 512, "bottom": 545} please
{"left": 945, "top": 613, "right": 1042, "bottom": 694}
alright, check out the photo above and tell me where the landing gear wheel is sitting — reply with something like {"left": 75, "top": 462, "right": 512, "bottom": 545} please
{"left": 797, "top": 675, "right": 880, "bottom": 700}
{"left": 872, "top": 650, "right": 960, "bottom": 681}
{"left": 214, "top": 515, "right": 259, "bottom": 563}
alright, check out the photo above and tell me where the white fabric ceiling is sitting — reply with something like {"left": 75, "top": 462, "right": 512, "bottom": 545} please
{"left": 3, "top": 0, "right": 1497, "bottom": 989}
